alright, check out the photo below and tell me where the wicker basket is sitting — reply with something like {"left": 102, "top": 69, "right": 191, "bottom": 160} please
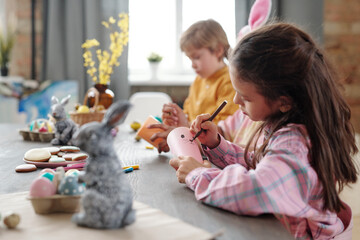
{"left": 69, "top": 87, "right": 106, "bottom": 126}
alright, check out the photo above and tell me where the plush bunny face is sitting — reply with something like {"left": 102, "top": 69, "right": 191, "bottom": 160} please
{"left": 73, "top": 122, "right": 111, "bottom": 156}
{"left": 51, "top": 95, "right": 71, "bottom": 120}
{"left": 51, "top": 103, "right": 66, "bottom": 120}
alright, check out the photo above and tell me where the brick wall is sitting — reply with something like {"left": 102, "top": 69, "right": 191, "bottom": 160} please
{"left": 324, "top": 0, "right": 360, "bottom": 132}
{"left": 6, "top": 0, "right": 42, "bottom": 79}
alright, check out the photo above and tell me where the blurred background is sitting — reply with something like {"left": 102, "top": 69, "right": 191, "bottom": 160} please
{"left": 0, "top": 0, "right": 359, "bottom": 131}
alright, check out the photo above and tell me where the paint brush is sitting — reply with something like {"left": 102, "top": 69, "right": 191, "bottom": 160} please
{"left": 190, "top": 100, "right": 227, "bottom": 142}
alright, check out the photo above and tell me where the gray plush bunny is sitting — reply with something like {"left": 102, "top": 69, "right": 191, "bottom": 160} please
{"left": 50, "top": 95, "right": 78, "bottom": 146}
{"left": 71, "top": 100, "right": 135, "bottom": 229}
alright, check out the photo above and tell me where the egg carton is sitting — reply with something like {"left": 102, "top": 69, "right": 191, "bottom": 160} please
{"left": 19, "top": 129, "right": 55, "bottom": 142}
{"left": 27, "top": 194, "right": 81, "bottom": 214}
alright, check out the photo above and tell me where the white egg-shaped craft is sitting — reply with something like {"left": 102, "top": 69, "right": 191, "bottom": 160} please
{"left": 167, "top": 127, "right": 203, "bottom": 163}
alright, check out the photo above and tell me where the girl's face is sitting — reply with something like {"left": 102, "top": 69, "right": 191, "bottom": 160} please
{"left": 184, "top": 47, "right": 223, "bottom": 78}
{"left": 230, "top": 67, "right": 282, "bottom": 121}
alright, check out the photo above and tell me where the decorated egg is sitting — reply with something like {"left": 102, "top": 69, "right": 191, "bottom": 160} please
{"left": 3, "top": 212, "right": 20, "bottom": 229}
{"left": 58, "top": 175, "right": 84, "bottom": 196}
{"left": 39, "top": 168, "right": 55, "bottom": 175}
{"left": 48, "top": 122, "right": 53, "bottom": 133}
{"left": 29, "top": 177, "right": 56, "bottom": 197}
{"left": 65, "top": 169, "right": 80, "bottom": 177}
{"left": 40, "top": 172, "right": 54, "bottom": 182}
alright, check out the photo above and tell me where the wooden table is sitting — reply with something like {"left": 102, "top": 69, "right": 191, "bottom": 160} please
{"left": 0, "top": 123, "right": 292, "bottom": 239}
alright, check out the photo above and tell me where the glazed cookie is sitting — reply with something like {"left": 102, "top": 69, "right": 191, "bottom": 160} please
{"left": 24, "top": 148, "right": 51, "bottom": 162}
{"left": 62, "top": 153, "right": 77, "bottom": 161}
{"left": 42, "top": 146, "right": 60, "bottom": 155}
{"left": 49, "top": 156, "right": 66, "bottom": 163}
{"left": 15, "top": 164, "right": 37, "bottom": 173}
{"left": 60, "top": 146, "right": 80, "bottom": 153}
{"left": 57, "top": 151, "right": 65, "bottom": 157}
{"left": 72, "top": 153, "right": 88, "bottom": 161}
{"left": 63, "top": 152, "right": 88, "bottom": 161}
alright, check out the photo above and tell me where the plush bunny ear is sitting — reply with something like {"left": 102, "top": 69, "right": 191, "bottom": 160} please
{"left": 102, "top": 100, "right": 132, "bottom": 129}
{"left": 61, "top": 94, "right": 71, "bottom": 106}
{"left": 237, "top": 0, "right": 272, "bottom": 40}
{"left": 51, "top": 96, "right": 59, "bottom": 104}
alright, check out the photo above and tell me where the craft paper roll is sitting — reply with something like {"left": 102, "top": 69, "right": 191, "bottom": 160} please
{"left": 167, "top": 127, "right": 203, "bottom": 163}
{"left": 137, "top": 115, "right": 165, "bottom": 148}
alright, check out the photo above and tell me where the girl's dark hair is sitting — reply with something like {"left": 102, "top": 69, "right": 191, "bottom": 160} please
{"left": 230, "top": 22, "right": 358, "bottom": 212}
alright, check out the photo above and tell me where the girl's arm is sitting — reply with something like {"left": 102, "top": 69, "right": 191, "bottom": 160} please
{"left": 186, "top": 125, "right": 314, "bottom": 217}
{"left": 204, "top": 134, "right": 249, "bottom": 168}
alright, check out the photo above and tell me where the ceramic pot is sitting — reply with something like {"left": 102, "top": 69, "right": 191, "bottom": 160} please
{"left": 1, "top": 63, "right": 9, "bottom": 76}
{"left": 149, "top": 62, "right": 160, "bottom": 80}
{"left": 87, "top": 83, "right": 114, "bottom": 109}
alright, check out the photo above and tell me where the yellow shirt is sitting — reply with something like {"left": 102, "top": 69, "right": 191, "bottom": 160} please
{"left": 183, "top": 66, "right": 239, "bottom": 124}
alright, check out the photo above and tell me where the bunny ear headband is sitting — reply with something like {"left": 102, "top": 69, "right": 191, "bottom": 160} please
{"left": 237, "top": 0, "right": 272, "bottom": 40}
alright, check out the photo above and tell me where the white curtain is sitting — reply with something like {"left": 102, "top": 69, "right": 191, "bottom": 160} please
{"left": 42, "top": 0, "right": 130, "bottom": 101}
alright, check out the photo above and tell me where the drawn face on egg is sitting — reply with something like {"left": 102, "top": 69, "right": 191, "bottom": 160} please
{"left": 179, "top": 132, "right": 196, "bottom": 145}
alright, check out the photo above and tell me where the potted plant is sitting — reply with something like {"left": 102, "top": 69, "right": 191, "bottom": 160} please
{"left": 0, "top": 17, "right": 16, "bottom": 76}
{"left": 147, "top": 52, "right": 162, "bottom": 80}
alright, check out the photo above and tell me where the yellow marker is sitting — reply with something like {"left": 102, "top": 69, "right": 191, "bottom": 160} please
{"left": 122, "top": 165, "right": 140, "bottom": 170}
{"left": 145, "top": 146, "right": 154, "bottom": 149}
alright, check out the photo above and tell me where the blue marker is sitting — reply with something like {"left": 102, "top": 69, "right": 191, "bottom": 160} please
{"left": 123, "top": 167, "right": 134, "bottom": 173}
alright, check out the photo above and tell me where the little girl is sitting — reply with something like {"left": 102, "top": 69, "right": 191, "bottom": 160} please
{"left": 169, "top": 23, "right": 358, "bottom": 239}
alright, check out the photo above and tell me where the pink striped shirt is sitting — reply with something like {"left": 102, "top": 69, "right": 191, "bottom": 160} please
{"left": 186, "top": 119, "right": 350, "bottom": 239}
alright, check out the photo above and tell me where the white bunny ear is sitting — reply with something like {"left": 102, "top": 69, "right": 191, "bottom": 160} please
{"left": 51, "top": 96, "right": 59, "bottom": 104}
{"left": 61, "top": 94, "right": 71, "bottom": 106}
{"left": 237, "top": 0, "right": 272, "bottom": 40}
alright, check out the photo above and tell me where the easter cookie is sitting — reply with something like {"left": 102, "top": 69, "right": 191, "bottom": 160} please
{"left": 63, "top": 152, "right": 88, "bottom": 161}
{"left": 15, "top": 164, "right": 37, "bottom": 173}
{"left": 57, "top": 151, "right": 65, "bottom": 157}
{"left": 60, "top": 146, "right": 80, "bottom": 153}
{"left": 49, "top": 156, "right": 66, "bottom": 163}
{"left": 24, "top": 148, "right": 51, "bottom": 162}
{"left": 72, "top": 153, "right": 88, "bottom": 161}
{"left": 62, "top": 153, "right": 77, "bottom": 161}
{"left": 42, "top": 146, "right": 60, "bottom": 155}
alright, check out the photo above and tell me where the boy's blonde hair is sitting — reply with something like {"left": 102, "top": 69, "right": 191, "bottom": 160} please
{"left": 180, "top": 19, "right": 230, "bottom": 60}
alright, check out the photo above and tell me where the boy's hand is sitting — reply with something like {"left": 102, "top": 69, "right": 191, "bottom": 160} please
{"left": 190, "top": 114, "right": 220, "bottom": 149}
{"left": 148, "top": 123, "right": 176, "bottom": 153}
{"left": 162, "top": 103, "right": 189, "bottom": 127}
{"left": 169, "top": 156, "right": 211, "bottom": 183}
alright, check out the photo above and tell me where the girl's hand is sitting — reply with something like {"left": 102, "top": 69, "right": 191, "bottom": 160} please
{"left": 169, "top": 156, "right": 211, "bottom": 183}
{"left": 162, "top": 103, "right": 189, "bottom": 127}
{"left": 190, "top": 114, "right": 220, "bottom": 149}
{"left": 148, "top": 123, "right": 176, "bottom": 153}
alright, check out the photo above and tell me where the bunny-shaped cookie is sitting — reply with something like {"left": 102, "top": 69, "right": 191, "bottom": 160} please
{"left": 71, "top": 100, "right": 135, "bottom": 229}
{"left": 50, "top": 95, "right": 78, "bottom": 146}
{"left": 238, "top": 0, "right": 272, "bottom": 40}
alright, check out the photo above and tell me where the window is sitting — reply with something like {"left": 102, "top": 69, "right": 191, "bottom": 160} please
{"left": 128, "top": 0, "right": 236, "bottom": 81}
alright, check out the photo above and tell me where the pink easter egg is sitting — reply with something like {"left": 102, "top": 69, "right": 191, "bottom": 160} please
{"left": 29, "top": 177, "right": 56, "bottom": 197}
